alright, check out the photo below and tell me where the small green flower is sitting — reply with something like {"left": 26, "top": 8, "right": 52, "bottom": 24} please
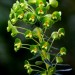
{"left": 27, "top": 67, "right": 33, "bottom": 74}
{"left": 24, "top": 60, "right": 33, "bottom": 74}
{"left": 14, "top": 38, "right": 22, "bottom": 52}
{"left": 30, "top": 45, "right": 39, "bottom": 54}
{"left": 36, "top": 0, "right": 46, "bottom": 7}
{"left": 24, "top": 30, "right": 32, "bottom": 38}
{"left": 60, "top": 47, "right": 66, "bottom": 55}
{"left": 36, "top": 7, "right": 47, "bottom": 16}
{"left": 51, "top": 31, "right": 59, "bottom": 40}
{"left": 41, "top": 15, "right": 54, "bottom": 28}
{"left": 58, "top": 28, "right": 65, "bottom": 38}
{"left": 7, "top": 20, "right": 13, "bottom": 32}
{"left": 12, "top": 0, "right": 20, "bottom": 12}
{"left": 51, "top": 11, "right": 61, "bottom": 21}
{"left": 26, "top": 12, "right": 37, "bottom": 24}
{"left": 11, "top": 26, "right": 19, "bottom": 37}
{"left": 18, "top": 13, "right": 24, "bottom": 19}
{"left": 24, "top": 60, "right": 31, "bottom": 69}
{"left": 20, "top": 0, "right": 28, "bottom": 9}
{"left": 11, "top": 18, "right": 17, "bottom": 24}
{"left": 41, "top": 41, "right": 49, "bottom": 50}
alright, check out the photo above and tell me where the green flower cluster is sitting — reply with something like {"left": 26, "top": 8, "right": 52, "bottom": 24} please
{"left": 7, "top": 0, "right": 67, "bottom": 75}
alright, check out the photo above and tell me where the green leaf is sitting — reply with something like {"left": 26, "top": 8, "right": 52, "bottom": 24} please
{"left": 60, "top": 47, "right": 66, "bottom": 55}
{"left": 33, "top": 27, "right": 43, "bottom": 42}
{"left": 36, "top": 0, "right": 46, "bottom": 7}
{"left": 56, "top": 56, "right": 63, "bottom": 63}
{"left": 11, "top": 26, "right": 19, "bottom": 37}
{"left": 7, "top": 20, "right": 13, "bottom": 32}
{"left": 14, "top": 38, "right": 22, "bottom": 52}
{"left": 30, "top": 45, "right": 39, "bottom": 54}
{"left": 58, "top": 28, "right": 65, "bottom": 37}
{"left": 49, "top": 0, "right": 58, "bottom": 8}
{"left": 51, "top": 31, "right": 59, "bottom": 40}
{"left": 24, "top": 30, "right": 32, "bottom": 38}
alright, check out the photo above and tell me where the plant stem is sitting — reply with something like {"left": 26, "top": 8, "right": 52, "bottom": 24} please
{"left": 21, "top": 46, "right": 30, "bottom": 50}
{"left": 18, "top": 32, "right": 25, "bottom": 35}
{"left": 16, "top": 26, "right": 29, "bottom": 30}
{"left": 22, "top": 44, "right": 31, "bottom": 46}
{"left": 47, "top": 36, "right": 51, "bottom": 42}
{"left": 51, "top": 53, "right": 59, "bottom": 63}
{"left": 28, "top": 4, "right": 35, "bottom": 13}
{"left": 48, "top": 39, "right": 54, "bottom": 52}
{"left": 31, "top": 65, "right": 46, "bottom": 71}
{"left": 31, "top": 38, "right": 40, "bottom": 46}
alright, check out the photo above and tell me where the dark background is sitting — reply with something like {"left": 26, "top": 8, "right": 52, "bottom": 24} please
{"left": 0, "top": 0, "right": 75, "bottom": 75}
